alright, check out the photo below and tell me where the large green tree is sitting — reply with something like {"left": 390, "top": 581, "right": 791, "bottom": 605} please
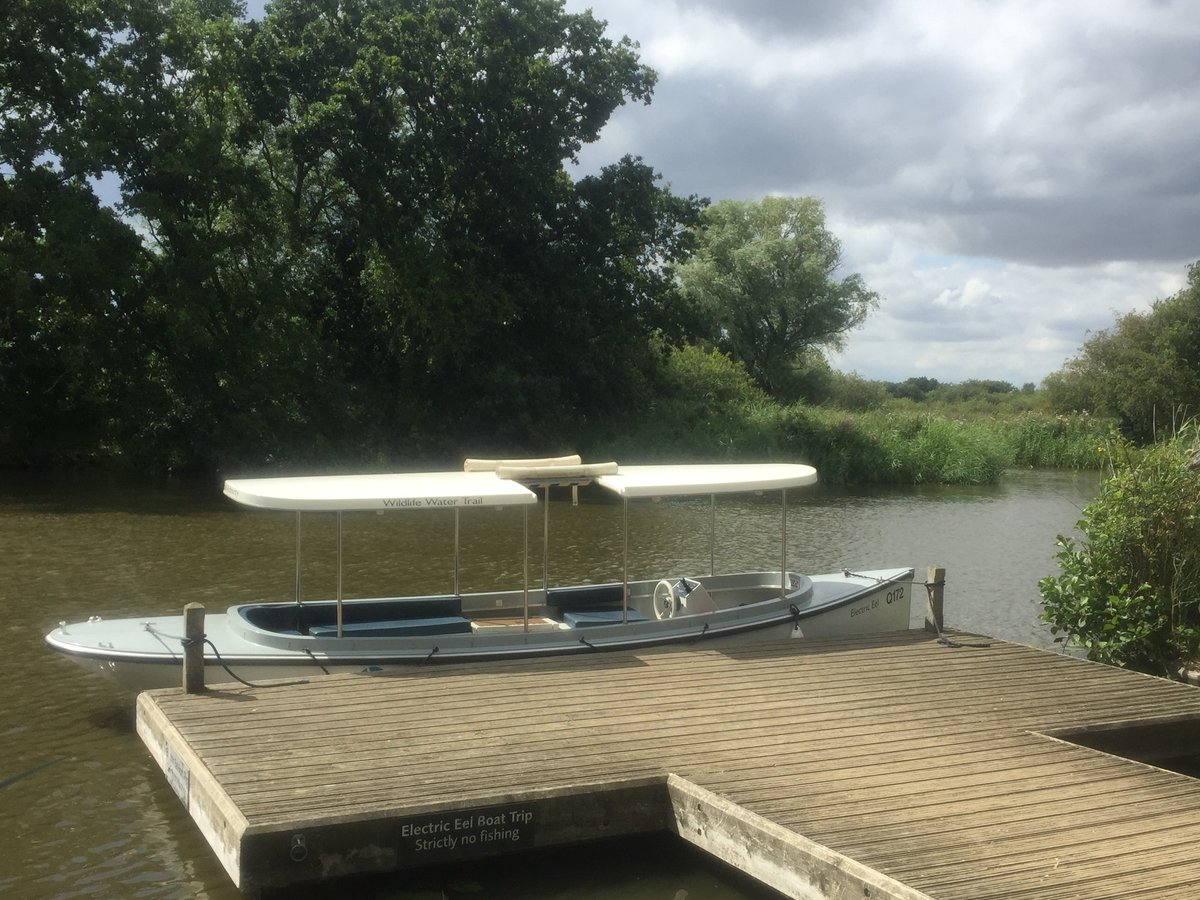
{"left": 1043, "top": 261, "right": 1200, "bottom": 441}
{"left": 234, "top": 0, "right": 698, "bottom": 453}
{"left": 1, "top": 0, "right": 700, "bottom": 468}
{"left": 1, "top": 0, "right": 150, "bottom": 462}
{"left": 676, "top": 196, "right": 878, "bottom": 398}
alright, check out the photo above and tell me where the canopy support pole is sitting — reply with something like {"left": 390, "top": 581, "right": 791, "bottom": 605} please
{"left": 710, "top": 494, "right": 716, "bottom": 577}
{"left": 781, "top": 487, "right": 788, "bottom": 596}
{"left": 523, "top": 505, "right": 530, "bottom": 631}
{"left": 542, "top": 486, "right": 551, "bottom": 596}
{"left": 453, "top": 508, "right": 460, "bottom": 597}
{"left": 336, "top": 511, "right": 344, "bottom": 638}
{"left": 622, "top": 498, "right": 630, "bottom": 624}
{"left": 294, "top": 512, "right": 303, "bottom": 605}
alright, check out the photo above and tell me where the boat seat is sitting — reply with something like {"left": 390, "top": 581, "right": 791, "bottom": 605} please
{"left": 546, "top": 584, "right": 626, "bottom": 610}
{"left": 241, "top": 595, "right": 463, "bottom": 633}
{"left": 562, "top": 608, "right": 648, "bottom": 628}
{"left": 307, "top": 616, "right": 473, "bottom": 638}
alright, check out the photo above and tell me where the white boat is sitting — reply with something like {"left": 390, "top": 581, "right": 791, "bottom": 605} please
{"left": 45, "top": 457, "right": 914, "bottom": 691}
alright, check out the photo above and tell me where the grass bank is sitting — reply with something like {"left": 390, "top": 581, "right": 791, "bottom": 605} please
{"left": 595, "top": 345, "right": 1116, "bottom": 485}
{"left": 604, "top": 402, "right": 1114, "bottom": 485}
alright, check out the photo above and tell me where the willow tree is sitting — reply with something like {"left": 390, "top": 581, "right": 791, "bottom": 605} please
{"left": 677, "top": 196, "right": 878, "bottom": 399}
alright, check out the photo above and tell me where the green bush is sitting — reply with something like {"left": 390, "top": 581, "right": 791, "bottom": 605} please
{"left": 659, "top": 344, "right": 768, "bottom": 416}
{"left": 1039, "top": 427, "right": 1200, "bottom": 677}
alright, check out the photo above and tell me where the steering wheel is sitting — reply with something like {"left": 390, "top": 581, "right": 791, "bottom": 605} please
{"left": 653, "top": 579, "right": 679, "bottom": 620}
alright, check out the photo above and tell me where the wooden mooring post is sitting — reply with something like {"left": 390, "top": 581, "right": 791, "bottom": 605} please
{"left": 183, "top": 602, "right": 206, "bottom": 694}
{"left": 923, "top": 564, "right": 945, "bottom": 634}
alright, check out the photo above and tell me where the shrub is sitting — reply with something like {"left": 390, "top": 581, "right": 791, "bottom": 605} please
{"left": 660, "top": 344, "right": 767, "bottom": 417}
{"left": 1039, "top": 427, "right": 1200, "bottom": 677}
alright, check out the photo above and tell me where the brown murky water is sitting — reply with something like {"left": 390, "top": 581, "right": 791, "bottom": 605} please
{"left": 1, "top": 469, "right": 1099, "bottom": 898}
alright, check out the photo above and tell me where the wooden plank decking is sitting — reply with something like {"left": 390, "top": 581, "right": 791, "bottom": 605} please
{"left": 137, "top": 631, "right": 1200, "bottom": 898}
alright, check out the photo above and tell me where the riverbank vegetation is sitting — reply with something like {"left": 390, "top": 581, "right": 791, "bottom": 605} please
{"left": 1039, "top": 425, "right": 1200, "bottom": 680}
{"left": 599, "top": 345, "right": 1114, "bottom": 483}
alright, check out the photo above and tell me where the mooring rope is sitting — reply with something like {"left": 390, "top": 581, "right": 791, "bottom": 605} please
{"left": 841, "top": 568, "right": 889, "bottom": 582}
{"left": 302, "top": 647, "right": 330, "bottom": 675}
{"left": 920, "top": 578, "right": 991, "bottom": 649}
{"left": 145, "top": 623, "right": 312, "bottom": 688}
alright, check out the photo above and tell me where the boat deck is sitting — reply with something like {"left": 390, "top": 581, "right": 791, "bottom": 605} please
{"left": 137, "top": 630, "right": 1200, "bottom": 898}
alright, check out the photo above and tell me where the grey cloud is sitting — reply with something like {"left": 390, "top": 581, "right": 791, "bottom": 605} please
{"left": 676, "top": 0, "right": 884, "bottom": 39}
{"left": 598, "top": 55, "right": 980, "bottom": 198}
{"left": 598, "top": 2, "right": 1200, "bottom": 270}
{"left": 931, "top": 196, "right": 1200, "bottom": 267}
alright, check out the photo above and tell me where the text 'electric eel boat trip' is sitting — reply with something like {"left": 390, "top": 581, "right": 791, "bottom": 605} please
{"left": 45, "top": 456, "right": 915, "bottom": 690}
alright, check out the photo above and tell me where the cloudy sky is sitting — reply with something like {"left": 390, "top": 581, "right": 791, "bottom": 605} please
{"left": 559, "top": 0, "right": 1199, "bottom": 384}
{"left": 232, "top": 0, "right": 1198, "bottom": 385}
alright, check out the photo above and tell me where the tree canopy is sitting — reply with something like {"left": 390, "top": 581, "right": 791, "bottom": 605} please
{"left": 1, "top": 0, "right": 702, "bottom": 469}
{"left": 1043, "top": 261, "right": 1200, "bottom": 440}
{"left": 676, "top": 196, "right": 878, "bottom": 398}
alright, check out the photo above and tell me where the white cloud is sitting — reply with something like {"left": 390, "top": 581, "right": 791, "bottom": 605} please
{"left": 932, "top": 278, "right": 993, "bottom": 311}
{"left": 566, "top": 0, "right": 1200, "bottom": 383}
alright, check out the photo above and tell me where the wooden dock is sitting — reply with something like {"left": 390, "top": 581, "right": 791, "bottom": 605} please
{"left": 136, "top": 631, "right": 1200, "bottom": 898}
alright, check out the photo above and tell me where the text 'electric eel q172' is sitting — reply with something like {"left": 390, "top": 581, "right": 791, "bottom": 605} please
{"left": 45, "top": 456, "right": 914, "bottom": 691}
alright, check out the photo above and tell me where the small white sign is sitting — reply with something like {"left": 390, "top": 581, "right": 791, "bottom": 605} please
{"left": 164, "top": 746, "right": 190, "bottom": 807}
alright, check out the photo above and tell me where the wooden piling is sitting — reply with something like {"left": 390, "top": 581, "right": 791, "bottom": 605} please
{"left": 183, "top": 602, "right": 206, "bottom": 694}
{"left": 924, "top": 564, "right": 945, "bottom": 634}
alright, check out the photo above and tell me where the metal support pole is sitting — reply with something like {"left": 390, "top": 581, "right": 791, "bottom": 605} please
{"left": 622, "top": 498, "right": 630, "bottom": 624}
{"left": 336, "top": 511, "right": 344, "bottom": 638}
{"left": 523, "top": 505, "right": 530, "bottom": 631}
{"left": 542, "top": 486, "right": 550, "bottom": 595}
{"left": 781, "top": 487, "right": 788, "bottom": 595}
{"left": 294, "top": 511, "right": 302, "bottom": 605}
{"left": 453, "top": 507, "right": 460, "bottom": 596}
{"left": 709, "top": 494, "right": 716, "bottom": 577}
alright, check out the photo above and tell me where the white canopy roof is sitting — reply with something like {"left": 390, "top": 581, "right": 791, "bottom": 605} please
{"left": 223, "top": 462, "right": 817, "bottom": 511}
{"left": 223, "top": 471, "right": 537, "bottom": 511}
{"left": 597, "top": 463, "right": 817, "bottom": 498}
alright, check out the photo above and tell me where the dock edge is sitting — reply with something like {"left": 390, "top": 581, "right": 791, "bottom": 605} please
{"left": 667, "top": 775, "right": 934, "bottom": 900}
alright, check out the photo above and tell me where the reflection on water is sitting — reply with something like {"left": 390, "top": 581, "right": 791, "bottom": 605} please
{"left": 0, "top": 468, "right": 1099, "bottom": 898}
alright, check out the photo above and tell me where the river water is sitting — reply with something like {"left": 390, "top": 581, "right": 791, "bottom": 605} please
{"left": 0, "top": 468, "right": 1100, "bottom": 899}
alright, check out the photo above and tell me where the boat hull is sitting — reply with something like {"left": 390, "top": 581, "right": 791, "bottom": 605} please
{"left": 46, "top": 568, "right": 914, "bottom": 692}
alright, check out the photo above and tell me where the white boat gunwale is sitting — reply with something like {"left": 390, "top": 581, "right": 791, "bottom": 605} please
{"left": 44, "top": 568, "right": 912, "bottom": 686}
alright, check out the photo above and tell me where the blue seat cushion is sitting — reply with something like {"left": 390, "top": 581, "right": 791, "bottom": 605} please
{"left": 562, "top": 608, "right": 648, "bottom": 628}
{"left": 547, "top": 584, "right": 626, "bottom": 609}
{"left": 307, "top": 616, "right": 472, "bottom": 638}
